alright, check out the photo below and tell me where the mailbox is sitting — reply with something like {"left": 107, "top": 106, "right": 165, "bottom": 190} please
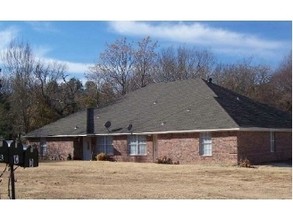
{"left": 0, "top": 140, "right": 9, "bottom": 163}
{"left": 23, "top": 146, "right": 39, "bottom": 167}
{"left": 9, "top": 142, "right": 24, "bottom": 166}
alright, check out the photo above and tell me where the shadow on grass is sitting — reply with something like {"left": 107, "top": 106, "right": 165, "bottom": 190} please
{"left": 259, "top": 159, "right": 292, "bottom": 168}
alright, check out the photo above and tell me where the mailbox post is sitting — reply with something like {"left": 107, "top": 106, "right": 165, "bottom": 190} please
{"left": 8, "top": 141, "right": 25, "bottom": 199}
{"left": 9, "top": 157, "right": 16, "bottom": 199}
{"left": 0, "top": 140, "right": 39, "bottom": 199}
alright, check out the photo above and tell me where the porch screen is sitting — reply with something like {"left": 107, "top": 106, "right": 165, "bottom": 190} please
{"left": 98, "top": 136, "right": 113, "bottom": 155}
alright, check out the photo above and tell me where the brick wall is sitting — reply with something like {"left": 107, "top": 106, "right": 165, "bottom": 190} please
{"left": 157, "top": 133, "right": 198, "bottom": 164}
{"left": 27, "top": 137, "right": 75, "bottom": 160}
{"left": 47, "top": 140, "right": 74, "bottom": 160}
{"left": 27, "top": 132, "right": 239, "bottom": 164}
{"left": 157, "top": 132, "right": 238, "bottom": 165}
{"left": 109, "top": 132, "right": 238, "bottom": 164}
{"left": 27, "top": 130, "right": 291, "bottom": 164}
{"left": 237, "top": 131, "right": 292, "bottom": 164}
{"left": 275, "top": 132, "right": 292, "bottom": 161}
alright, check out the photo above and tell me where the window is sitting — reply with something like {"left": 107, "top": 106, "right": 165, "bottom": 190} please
{"left": 199, "top": 132, "right": 212, "bottom": 156}
{"left": 270, "top": 131, "right": 276, "bottom": 153}
{"left": 40, "top": 138, "right": 47, "bottom": 157}
{"left": 128, "top": 135, "right": 147, "bottom": 155}
{"left": 98, "top": 136, "right": 113, "bottom": 155}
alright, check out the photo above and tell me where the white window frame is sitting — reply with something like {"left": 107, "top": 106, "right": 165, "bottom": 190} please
{"left": 98, "top": 136, "right": 114, "bottom": 155}
{"left": 199, "top": 132, "right": 212, "bottom": 156}
{"left": 270, "top": 131, "right": 276, "bottom": 153}
{"left": 128, "top": 135, "right": 147, "bottom": 156}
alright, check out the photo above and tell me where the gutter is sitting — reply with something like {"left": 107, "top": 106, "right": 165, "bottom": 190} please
{"left": 24, "top": 127, "right": 292, "bottom": 138}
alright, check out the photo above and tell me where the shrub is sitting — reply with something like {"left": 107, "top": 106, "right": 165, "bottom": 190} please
{"left": 95, "top": 153, "right": 115, "bottom": 161}
{"left": 157, "top": 156, "right": 179, "bottom": 165}
{"left": 239, "top": 158, "right": 255, "bottom": 168}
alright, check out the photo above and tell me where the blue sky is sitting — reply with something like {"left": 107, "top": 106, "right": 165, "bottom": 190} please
{"left": 1, "top": 0, "right": 292, "bottom": 83}
{"left": 0, "top": 21, "right": 291, "bottom": 82}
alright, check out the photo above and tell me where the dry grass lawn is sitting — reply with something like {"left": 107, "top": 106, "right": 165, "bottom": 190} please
{"left": 0, "top": 161, "right": 291, "bottom": 199}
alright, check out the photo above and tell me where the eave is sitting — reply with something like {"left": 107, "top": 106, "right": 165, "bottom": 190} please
{"left": 25, "top": 127, "right": 292, "bottom": 139}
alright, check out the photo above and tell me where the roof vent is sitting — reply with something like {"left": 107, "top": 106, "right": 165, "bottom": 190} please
{"left": 153, "top": 100, "right": 157, "bottom": 105}
{"left": 161, "top": 122, "right": 166, "bottom": 126}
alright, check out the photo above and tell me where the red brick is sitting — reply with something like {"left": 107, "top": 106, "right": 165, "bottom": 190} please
{"left": 237, "top": 131, "right": 292, "bottom": 164}
{"left": 27, "top": 131, "right": 291, "bottom": 165}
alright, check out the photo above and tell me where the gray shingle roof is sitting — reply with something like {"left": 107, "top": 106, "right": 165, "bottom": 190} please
{"left": 25, "top": 79, "right": 292, "bottom": 138}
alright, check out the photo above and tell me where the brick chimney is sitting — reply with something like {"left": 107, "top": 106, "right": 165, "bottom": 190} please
{"left": 86, "top": 108, "right": 95, "bottom": 134}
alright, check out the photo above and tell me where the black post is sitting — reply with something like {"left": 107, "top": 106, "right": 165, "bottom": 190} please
{"left": 9, "top": 163, "right": 16, "bottom": 199}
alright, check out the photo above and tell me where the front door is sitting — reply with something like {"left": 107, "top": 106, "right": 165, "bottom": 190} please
{"left": 83, "top": 137, "right": 92, "bottom": 160}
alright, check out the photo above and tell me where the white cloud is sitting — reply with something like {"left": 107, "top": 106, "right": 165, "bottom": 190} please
{"left": 42, "top": 57, "right": 92, "bottom": 83}
{"left": 63, "top": 61, "right": 91, "bottom": 84}
{"left": 40, "top": 57, "right": 91, "bottom": 74}
{"left": 64, "top": 61, "right": 92, "bottom": 74}
{"left": 32, "top": 45, "right": 53, "bottom": 58}
{"left": 109, "top": 21, "right": 287, "bottom": 56}
{"left": 26, "top": 21, "right": 58, "bottom": 33}
{"left": 0, "top": 27, "right": 19, "bottom": 50}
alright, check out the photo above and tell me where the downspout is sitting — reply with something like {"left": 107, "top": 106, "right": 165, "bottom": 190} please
{"left": 153, "top": 134, "right": 158, "bottom": 162}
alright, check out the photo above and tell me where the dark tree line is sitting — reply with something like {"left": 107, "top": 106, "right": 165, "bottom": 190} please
{"left": 210, "top": 54, "right": 292, "bottom": 112}
{"left": 0, "top": 41, "right": 98, "bottom": 139}
{"left": 0, "top": 38, "right": 291, "bottom": 139}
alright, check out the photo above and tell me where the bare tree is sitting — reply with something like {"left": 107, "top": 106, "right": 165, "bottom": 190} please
{"left": 270, "top": 52, "right": 292, "bottom": 112}
{"left": 33, "top": 60, "right": 68, "bottom": 117}
{"left": 0, "top": 40, "right": 85, "bottom": 135}
{"left": 153, "top": 47, "right": 177, "bottom": 82}
{"left": 1, "top": 41, "right": 35, "bottom": 135}
{"left": 81, "top": 81, "right": 99, "bottom": 108}
{"left": 211, "top": 58, "right": 274, "bottom": 105}
{"left": 88, "top": 37, "right": 135, "bottom": 96}
{"left": 34, "top": 60, "right": 66, "bottom": 97}
{"left": 132, "top": 36, "right": 158, "bottom": 88}
{"left": 154, "top": 46, "right": 215, "bottom": 82}
{"left": 0, "top": 75, "right": 12, "bottom": 139}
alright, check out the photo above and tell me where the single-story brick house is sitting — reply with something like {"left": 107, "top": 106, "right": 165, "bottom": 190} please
{"left": 25, "top": 78, "right": 292, "bottom": 165}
